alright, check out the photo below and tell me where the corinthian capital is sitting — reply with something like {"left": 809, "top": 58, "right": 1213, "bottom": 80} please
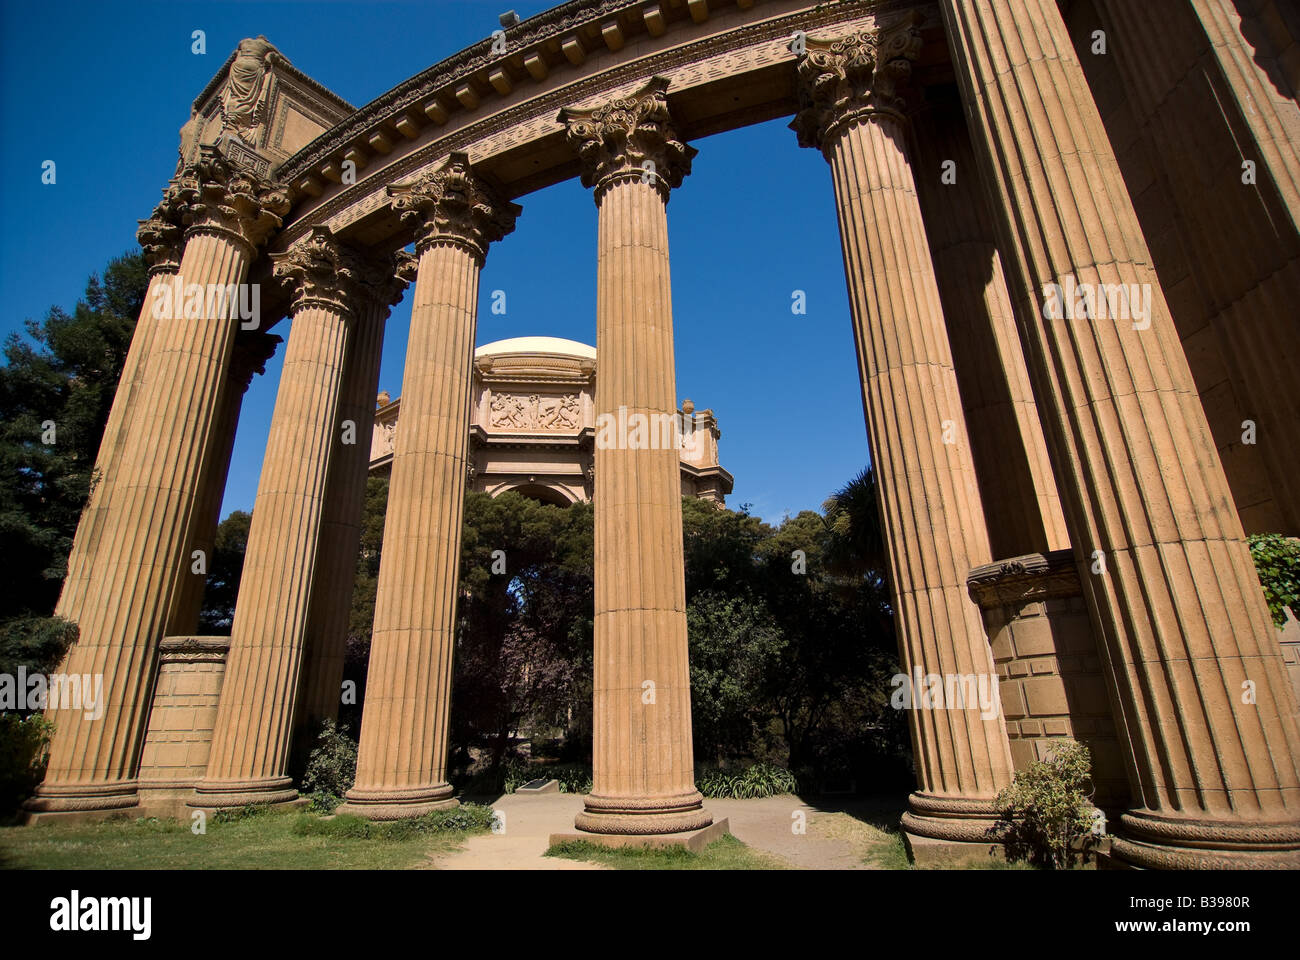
{"left": 161, "top": 145, "right": 293, "bottom": 253}
{"left": 136, "top": 211, "right": 183, "bottom": 274}
{"left": 386, "top": 152, "right": 520, "bottom": 263}
{"left": 790, "top": 11, "right": 924, "bottom": 155}
{"left": 558, "top": 76, "right": 697, "bottom": 204}
{"left": 270, "top": 226, "right": 365, "bottom": 316}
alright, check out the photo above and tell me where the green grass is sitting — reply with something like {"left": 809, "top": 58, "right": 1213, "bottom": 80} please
{"left": 545, "top": 833, "right": 788, "bottom": 870}
{"left": 0, "top": 802, "right": 495, "bottom": 870}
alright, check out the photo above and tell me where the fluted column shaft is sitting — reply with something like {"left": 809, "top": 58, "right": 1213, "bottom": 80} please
{"left": 56, "top": 260, "right": 178, "bottom": 630}
{"left": 341, "top": 154, "right": 516, "bottom": 820}
{"left": 197, "top": 299, "right": 352, "bottom": 806}
{"left": 911, "top": 102, "right": 1069, "bottom": 557}
{"left": 827, "top": 106, "right": 1014, "bottom": 834}
{"left": 31, "top": 229, "right": 252, "bottom": 813}
{"left": 941, "top": 0, "right": 1300, "bottom": 867}
{"left": 341, "top": 241, "right": 474, "bottom": 817}
{"left": 295, "top": 299, "right": 391, "bottom": 744}
{"left": 790, "top": 19, "right": 1014, "bottom": 845}
{"left": 560, "top": 77, "right": 711, "bottom": 835}
{"left": 582, "top": 174, "right": 706, "bottom": 832}
{"left": 166, "top": 334, "right": 275, "bottom": 637}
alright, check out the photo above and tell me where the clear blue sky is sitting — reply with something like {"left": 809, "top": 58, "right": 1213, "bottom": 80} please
{"left": 0, "top": 0, "right": 868, "bottom": 524}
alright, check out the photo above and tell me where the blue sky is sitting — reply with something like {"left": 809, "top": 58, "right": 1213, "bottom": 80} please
{"left": 1, "top": 0, "right": 868, "bottom": 524}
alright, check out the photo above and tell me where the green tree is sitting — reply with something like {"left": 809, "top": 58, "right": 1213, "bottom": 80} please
{"left": 0, "top": 252, "right": 148, "bottom": 622}
{"left": 198, "top": 510, "right": 252, "bottom": 632}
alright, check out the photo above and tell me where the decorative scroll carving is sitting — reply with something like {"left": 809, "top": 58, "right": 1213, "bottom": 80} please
{"left": 558, "top": 76, "right": 696, "bottom": 203}
{"left": 229, "top": 331, "right": 282, "bottom": 394}
{"left": 135, "top": 213, "right": 183, "bottom": 272}
{"left": 157, "top": 145, "right": 293, "bottom": 253}
{"left": 489, "top": 392, "right": 581, "bottom": 431}
{"left": 271, "top": 226, "right": 416, "bottom": 317}
{"left": 386, "top": 151, "right": 519, "bottom": 262}
{"left": 966, "top": 550, "right": 1082, "bottom": 609}
{"left": 790, "top": 10, "right": 924, "bottom": 155}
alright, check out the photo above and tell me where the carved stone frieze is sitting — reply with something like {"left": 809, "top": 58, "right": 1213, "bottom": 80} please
{"left": 488, "top": 392, "right": 582, "bottom": 431}
{"left": 790, "top": 10, "right": 924, "bottom": 155}
{"left": 558, "top": 76, "right": 695, "bottom": 203}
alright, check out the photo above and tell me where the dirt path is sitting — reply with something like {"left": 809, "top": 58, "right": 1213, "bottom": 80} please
{"left": 431, "top": 792, "right": 906, "bottom": 869}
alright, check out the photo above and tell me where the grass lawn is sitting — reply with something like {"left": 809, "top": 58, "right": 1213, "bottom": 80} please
{"left": 546, "top": 833, "right": 788, "bottom": 870}
{"left": 0, "top": 803, "right": 494, "bottom": 870}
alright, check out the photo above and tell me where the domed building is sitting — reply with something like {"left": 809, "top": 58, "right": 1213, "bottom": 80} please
{"left": 369, "top": 336, "right": 733, "bottom": 506}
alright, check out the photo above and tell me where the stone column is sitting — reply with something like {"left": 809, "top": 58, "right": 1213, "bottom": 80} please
{"left": 29, "top": 147, "right": 290, "bottom": 817}
{"left": 196, "top": 226, "right": 387, "bottom": 808}
{"left": 910, "top": 100, "right": 1069, "bottom": 558}
{"left": 166, "top": 331, "right": 279, "bottom": 637}
{"left": 941, "top": 0, "right": 1300, "bottom": 867}
{"left": 791, "top": 17, "right": 1015, "bottom": 856}
{"left": 293, "top": 252, "right": 413, "bottom": 753}
{"left": 53, "top": 214, "right": 182, "bottom": 632}
{"left": 558, "top": 77, "right": 712, "bottom": 836}
{"left": 338, "top": 154, "right": 518, "bottom": 819}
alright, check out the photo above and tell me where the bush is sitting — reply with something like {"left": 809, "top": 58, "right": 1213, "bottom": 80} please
{"left": 0, "top": 616, "right": 78, "bottom": 679}
{"left": 291, "top": 801, "right": 497, "bottom": 841}
{"left": 995, "top": 739, "right": 1099, "bottom": 869}
{"left": 0, "top": 713, "right": 54, "bottom": 815}
{"left": 300, "top": 720, "right": 358, "bottom": 803}
{"left": 1248, "top": 533, "right": 1300, "bottom": 628}
{"left": 697, "top": 762, "right": 798, "bottom": 799}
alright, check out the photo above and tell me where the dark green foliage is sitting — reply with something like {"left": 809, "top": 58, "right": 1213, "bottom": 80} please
{"left": 1248, "top": 533, "right": 1300, "bottom": 628}
{"left": 300, "top": 720, "right": 358, "bottom": 808}
{"left": 0, "top": 713, "right": 55, "bottom": 816}
{"left": 0, "top": 615, "right": 78, "bottom": 681}
{"left": 290, "top": 802, "right": 496, "bottom": 840}
{"left": 0, "top": 252, "right": 148, "bottom": 622}
{"left": 197, "top": 510, "right": 251, "bottom": 632}
{"left": 996, "top": 739, "right": 1099, "bottom": 869}
{"left": 697, "top": 762, "right": 799, "bottom": 799}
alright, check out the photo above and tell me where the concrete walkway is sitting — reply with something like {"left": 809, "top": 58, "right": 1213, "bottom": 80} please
{"left": 431, "top": 792, "right": 906, "bottom": 870}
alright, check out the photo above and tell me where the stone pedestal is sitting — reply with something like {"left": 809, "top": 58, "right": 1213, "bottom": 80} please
{"left": 791, "top": 17, "right": 1013, "bottom": 857}
{"left": 339, "top": 155, "right": 518, "bottom": 820}
{"left": 968, "top": 552, "right": 1129, "bottom": 814}
{"left": 941, "top": 0, "right": 1300, "bottom": 867}
{"left": 136, "top": 637, "right": 230, "bottom": 819}
{"left": 559, "top": 78, "right": 714, "bottom": 838}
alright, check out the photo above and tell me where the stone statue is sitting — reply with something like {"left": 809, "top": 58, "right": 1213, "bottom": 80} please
{"left": 221, "top": 36, "right": 287, "bottom": 142}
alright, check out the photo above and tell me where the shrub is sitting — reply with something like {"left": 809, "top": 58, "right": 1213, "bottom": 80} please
{"left": 0, "top": 713, "right": 54, "bottom": 815}
{"left": 1248, "top": 533, "right": 1300, "bottom": 628}
{"left": 300, "top": 720, "right": 358, "bottom": 802}
{"left": 697, "top": 762, "right": 798, "bottom": 799}
{"left": 995, "top": 739, "right": 1099, "bottom": 869}
{"left": 291, "top": 801, "right": 497, "bottom": 840}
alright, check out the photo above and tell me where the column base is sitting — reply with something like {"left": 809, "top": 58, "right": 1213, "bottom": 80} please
{"left": 572, "top": 790, "right": 713, "bottom": 835}
{"left": 900, "top": 792, "right": 1007, "bottom": 842}
{"left": 552, "top": 817, "right": 730, "bottom": 854}
{"left": 23, "top": 779, "right": 141, "bottom": 823}
{"left": 902, "top": 831, "right": 1007, "bottom": 868}
{"left": 1110, "top": 810, "right": 1300, "bottom": 869}
{"left": 189, "top": 776, "right": 300, "bottom": 810}
{"left": 334, "top": 783, "right": 458, "bottom": 821}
